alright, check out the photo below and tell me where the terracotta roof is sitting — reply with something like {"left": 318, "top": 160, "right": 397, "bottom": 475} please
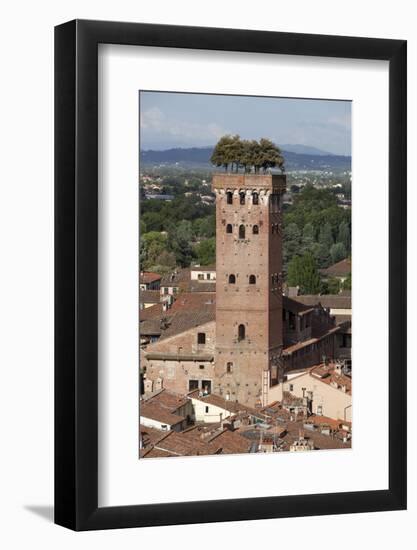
{"left": 140, "top": 389, "right": 189, "bottom": 426}
{"left": 140, "top": 403, "right": 185, "bottom": 426}
{"left": 160, "top": 268, "right": 190, "bottom": 286}
{"left": 142, "top": 388, "right": 189, "bottom": 410}
{"left": 170, "top": 292, "right": 216, "bottom": 312}
{"left": 148, "top": 427, "right": 221, "bottom": 456}
{"left": 140, "top": 290, "right": 160, "bottom": 304}
{"left": 283, "top": 321, "right": 340, "bottom": 354}
{"left": 207, "top": 428, "right": 252, "bottom": 454}
{"left": 159, "top": 311, "right": 215, "bottom": 340}
{"left": 310, "top": 363, "right": 352, "bottom": 395}
{"left": 139, "top": 303, "right": 163, "bottom": 321}
{"left": 190, "top": 281, "right": 216, "bottom": 292}
{"left": 293, "top": 294, "right": 351, "bottom": 309}
{"left": 283, "top": 296, "right": 314, "bottom": 315}
{"left": 188, "top": 390, "right": 266, "bottom": 420}
{"left": 140, "top": 319, "right": 162, "bottom": 336}
{"left": 320, "top": 258, "right": 351, "bottom": 277}
{"left": 191, "top": 263, "right": 216, "bottom": 271}
{"left": 140, "top": 271, "right": 162, "bottom": 284}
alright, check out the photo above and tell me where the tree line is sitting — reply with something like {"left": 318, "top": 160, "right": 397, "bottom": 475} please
{"left": 211, "top": 135, "right": 285, "bottom": 173}
{"left": 283, "top": 185, "right": 351, "bottom": 294}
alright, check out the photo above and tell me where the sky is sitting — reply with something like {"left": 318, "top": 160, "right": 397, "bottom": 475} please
{"left": 140, "top": 91, "right": 351, "bottom": 156}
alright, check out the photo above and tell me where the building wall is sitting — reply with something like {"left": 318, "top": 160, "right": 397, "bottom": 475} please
{"left": 190, "top": 398, "right": 233, "bottom": 423}
{"left": 140, "top": 415, "right": 186, "bottom": 432}
{"left": 268, "top": 373, "right": 352, "bottom": 422}
{"left": 142, "top": 321, "right": 216, "bottom": 395}
{"left": 283, "top": 333, "right": 337, "bottom": 372}
{"left": 212, "top": 174, "right": 286, "bottom": 406}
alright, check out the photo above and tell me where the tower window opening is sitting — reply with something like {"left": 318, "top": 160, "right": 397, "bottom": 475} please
{"left": 197, "top": 332, "right": 206, "bottom": 345}
{"left": 239, "top": 192, "right": 246, "bottom": 205}
{"left": 228, "top": 274, "right": 236, "bottom": 284}
{"left": 238, "top": 324, "right": 246, "bottom": 341}
{"left": 252, "top": 224, "right": 259, "bottom": 234}
{"left": 226, "top": 362, "right": 233, "bottom": 373}
{"left": 252, "top": 192, "right": 259, "bottom": 205}
{"left": 249, "top": 274, "right": 256, "bottom": 285}
{"left": 271, "top": 225, "right": 275, "bottom": 234}
{"left": 226, "top": 192, "right": 233, "bottom": 204}
{"left": 226, "top": 224, "right": 233, "bottom": 233}
{"left": 239, "top": 225, "right": 245, "bottom": 239}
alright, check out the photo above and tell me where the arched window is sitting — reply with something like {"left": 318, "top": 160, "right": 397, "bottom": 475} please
{"left": 228, "top": 274, "right": 236, "bottom": 284}
{"left": 239, "top": 192, "right": 246, "bottom": 205}
{"left": 249, "top": 274, "right": 256, "bottom": 284}
{"left": 226, "top": 191, "right": 233, "bottom": 204}
{"left": 252, "top": 192, "right": 259, "bottom": 205}
{"left": 252, "top": 225, "right": 259, "bottom": 235}
{"left": 239, "top": 225, "right": 245, "bottom": 239}
{"left": 226, "top": 224, "right": 233, "bottom": 233}
{"left": 238, "top": 324, "right": 245, "bottom": 341}
{"left": 226, "top": 362, "right": 233, "bottom": 373}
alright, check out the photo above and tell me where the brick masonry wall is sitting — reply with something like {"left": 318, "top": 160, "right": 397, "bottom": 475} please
{"left": 212, "top": 174, "right": 286, "bottom": 406}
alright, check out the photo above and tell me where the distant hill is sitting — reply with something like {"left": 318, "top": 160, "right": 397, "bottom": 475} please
{"left": 278, "top": 144, "right": 334, "bottom": 156}
{"left": 140, "top": 146, "right": 351, "bottom": 172}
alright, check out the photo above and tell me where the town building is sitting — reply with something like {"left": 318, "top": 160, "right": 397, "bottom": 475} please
{"left": 268, "top": 361, "right": 352, "bottom": 422}
{"left": 139, "top": 271, "right": 161, "bottom": 291}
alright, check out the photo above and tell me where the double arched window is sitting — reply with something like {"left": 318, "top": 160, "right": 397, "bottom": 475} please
{"left": 238, "top": 324, "right": 246, "bottom": 341}
{"left": 252, "top": 225, "right": 259, "bottom": 235}
{"left": 239, "top": 192, "right": 246, "bottom": 205}
{"left": 252, "top": 192, "right": 259, "bottom": 205}
{"left": 239, "top": 225, "right": 245, "bottom": 239}
{"left": 228, "top": 274, "right": 236, "bottom": 284}
{"left": 249, "top": 275, "right": 256, "bottom": 285}
{"left": 226, "top": 224, "right": 233, "bottom": 234}
{"left": 226, "top": 192, "right": 233, "bottom": 204}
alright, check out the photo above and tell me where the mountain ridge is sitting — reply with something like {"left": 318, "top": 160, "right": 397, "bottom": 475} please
{"left": 140, "top": 146, "right": 351, "bottom": 172}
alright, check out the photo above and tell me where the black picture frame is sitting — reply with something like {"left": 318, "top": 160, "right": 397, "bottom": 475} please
{"left": 55, "top": 19, "right": 407, "bottom": 531}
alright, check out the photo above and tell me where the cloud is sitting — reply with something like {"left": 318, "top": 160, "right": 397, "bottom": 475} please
{"left": 140, "top": 107, "right": 227, "bottom": 147}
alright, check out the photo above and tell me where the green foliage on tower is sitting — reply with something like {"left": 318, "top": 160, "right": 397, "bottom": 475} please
{"left": 210, "top": 135, "right": 284, "bottom": 173}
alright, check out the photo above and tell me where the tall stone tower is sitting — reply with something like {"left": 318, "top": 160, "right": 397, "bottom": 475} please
{"left": 212, "top": 173, "right": 286, "bottom": 407}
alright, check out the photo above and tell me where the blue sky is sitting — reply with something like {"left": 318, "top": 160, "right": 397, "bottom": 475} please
{"left": 140, "top": 91, "right": 351, "bottom": 156}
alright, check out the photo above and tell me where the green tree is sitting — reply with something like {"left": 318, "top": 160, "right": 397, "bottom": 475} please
{"left": 168, "top": 220, "right": 194, "bottom": 267}
{"left": 194, "top": 237, "right": 216, "bottom": 266}
{"left": 327, "top": 277, "right": 341, "bottom": 294}
{"left": 330, "top": 242, "right": 347, "bottom": 264}
{"left": 337, "top": 221, "right": 351, "bottom": 252}
{"left": 287, "top": 253, "right": 321, "bottom": 295}
{"left": 300, "top": 222, "right": 316, "bottom": 254}
{"left": 283, "top": 222, "right": 302, "bottom": 268}
{"left": 258, "top": 138, "right": 284, "bottom": 173}
{"left": 315, "top": 221, "right": 334, "bottom": 268}
{"left": 342, "top": 272, "right": 352, "bottom": 291}
{"left": 142, "top": 231, "right": 168, "bottom": 268}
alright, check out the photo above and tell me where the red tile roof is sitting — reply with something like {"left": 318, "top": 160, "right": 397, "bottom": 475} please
{"left": 140, "top": 271, "right": 162, "bottom": 284}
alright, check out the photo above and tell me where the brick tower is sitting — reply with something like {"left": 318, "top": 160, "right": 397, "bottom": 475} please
{"left": 212, "top": 173, "right": 286, "bottom": 407}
